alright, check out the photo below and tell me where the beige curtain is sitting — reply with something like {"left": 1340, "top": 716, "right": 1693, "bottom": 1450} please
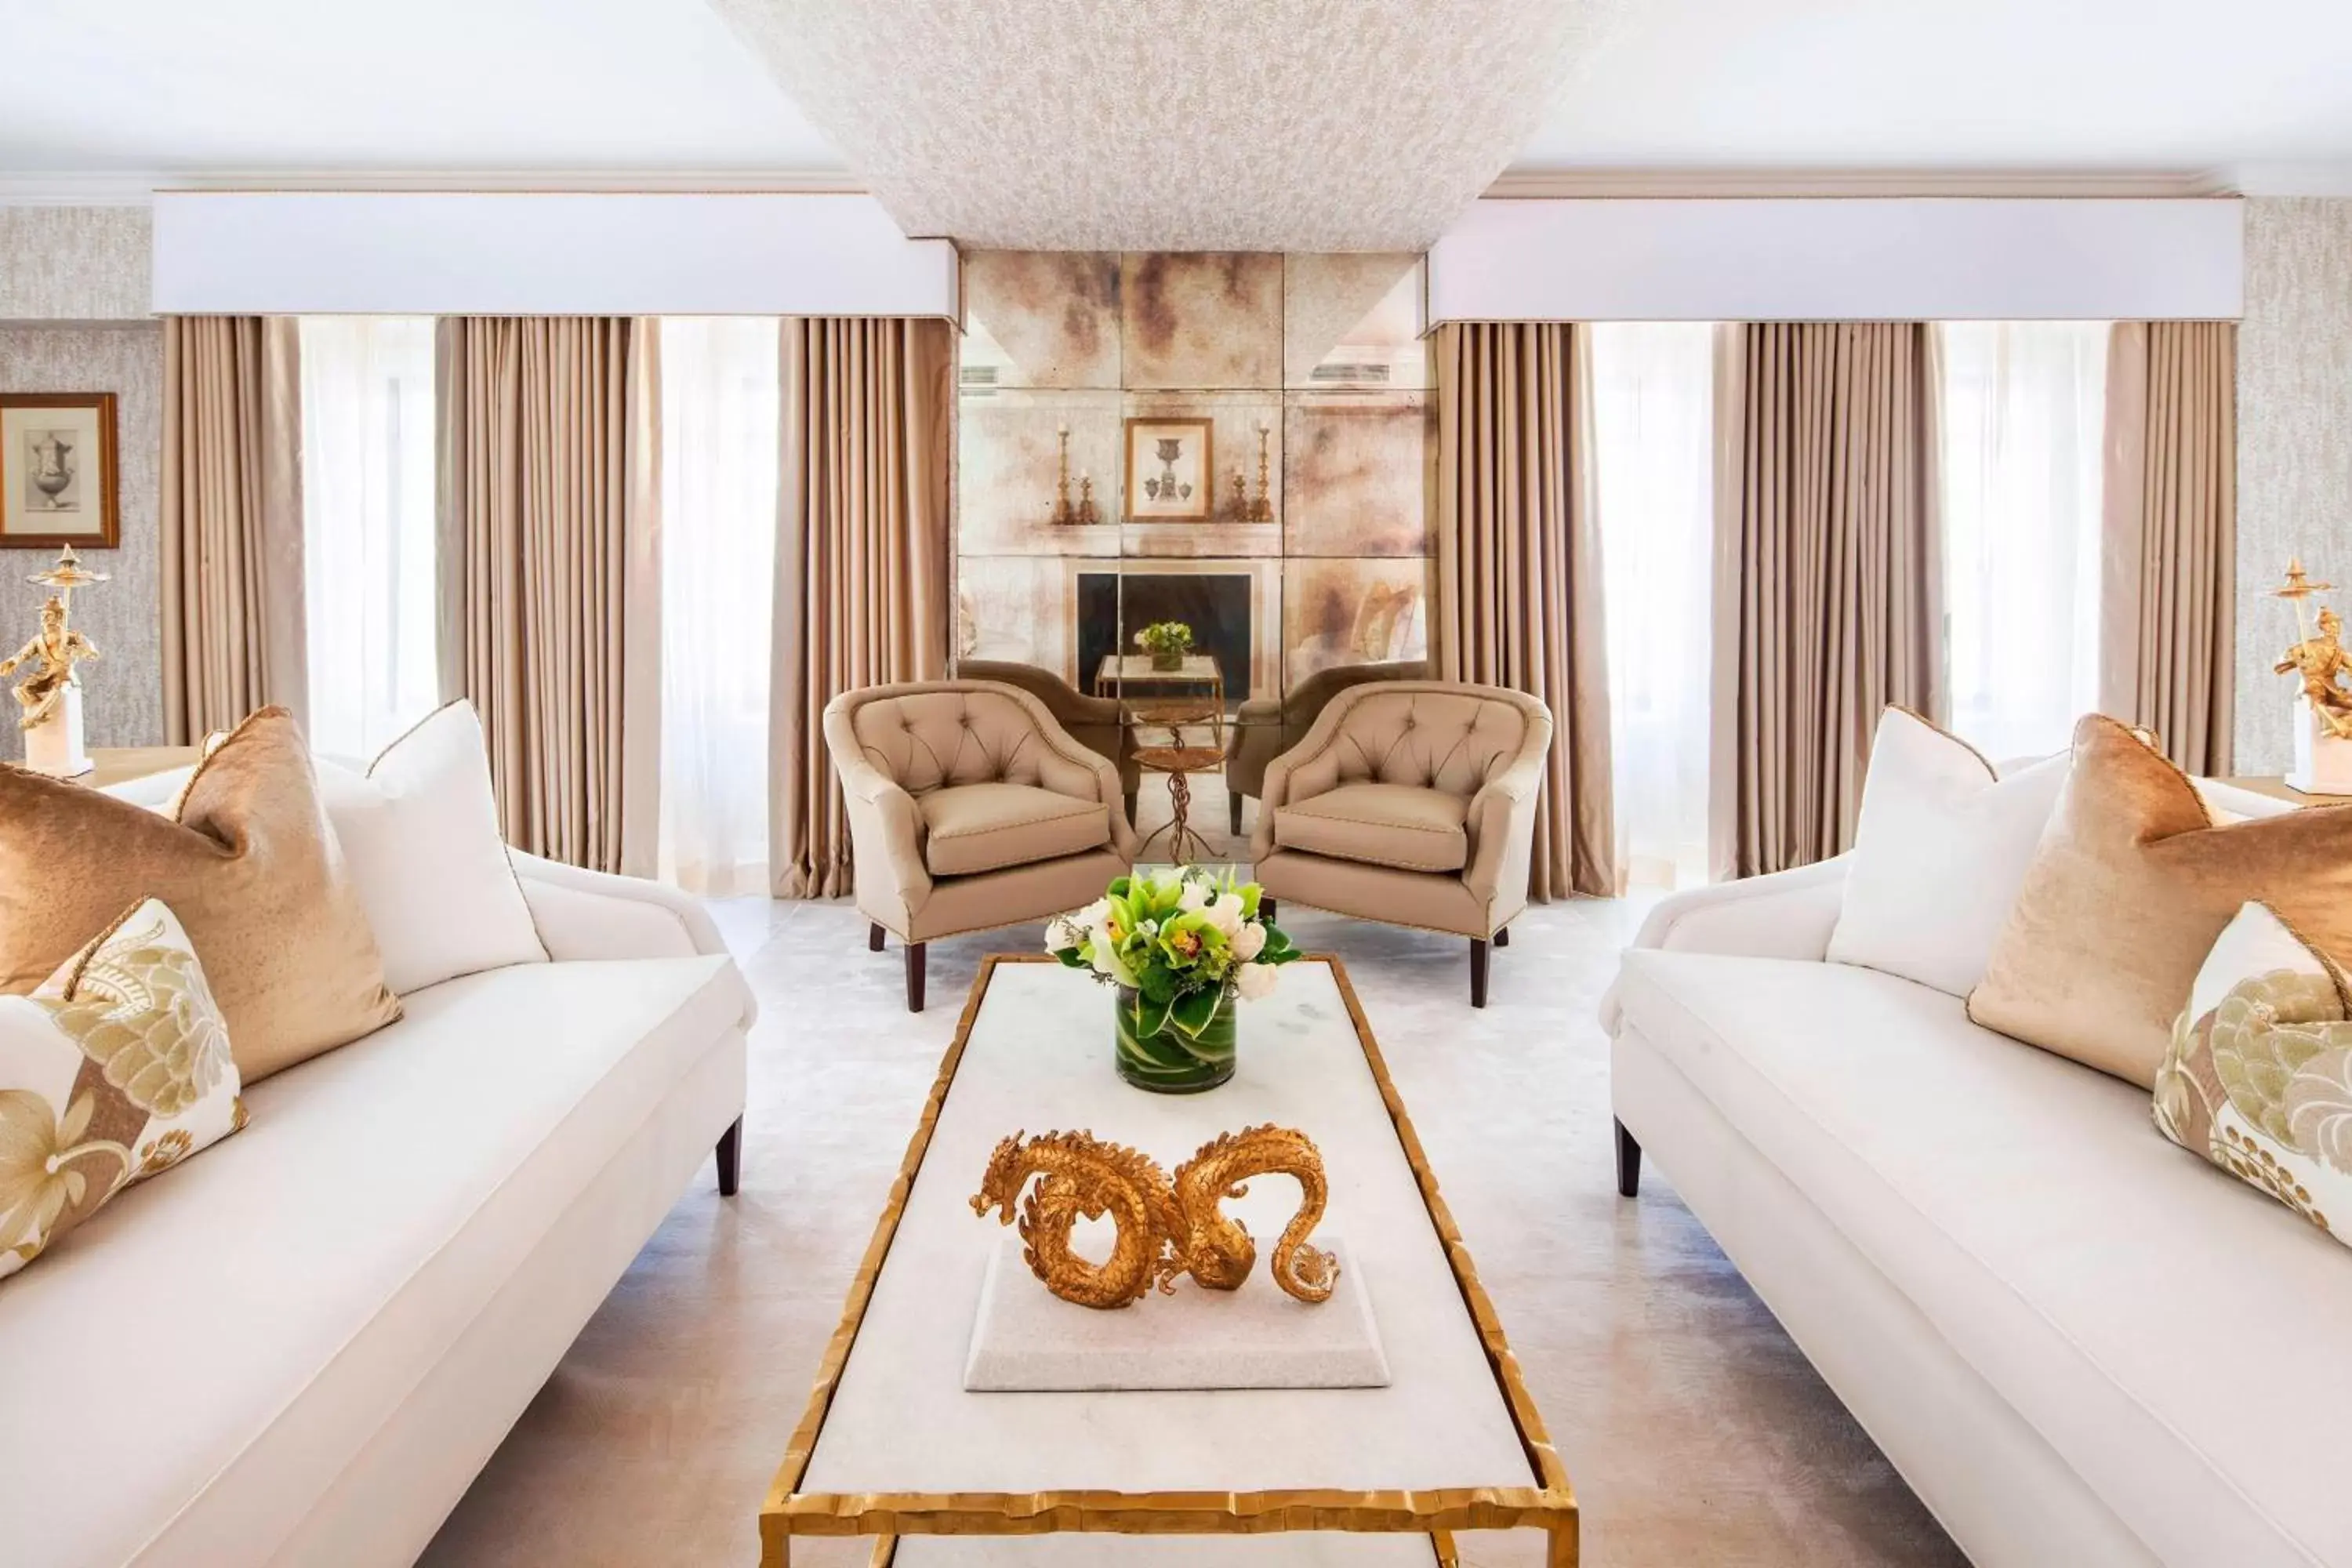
{"left": 1433, "top": 321, "right": 1616, "bottom": 900}
{"left": 1717, "top": 322, "right": 1942, "bottom": 877}
{"left": 160, "top": 316, "right": 306, "bottom": 742}
{"left": 437, "top": 317, "right": 662, "bottom": 874}
{"left": 770, "top": 318, "right": 954, "bottom": 898}
{"left": 2099, "top": 321, "right": 2237, "bottom": 775}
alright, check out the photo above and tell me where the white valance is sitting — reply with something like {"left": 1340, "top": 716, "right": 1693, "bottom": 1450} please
{"left": 151, "top": 192, "right": 960, "bottom": 319}
{"left": 1428, "top": 198, "right": 2243, "bottom": 323}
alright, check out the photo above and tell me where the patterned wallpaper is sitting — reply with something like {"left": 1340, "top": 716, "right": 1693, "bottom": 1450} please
{"left": 2236, "top": 197, "right": 2352, "bottom": 775}
{"left": 0, "top": 325, "right": 165, "bottom": 756}
{"left": 0, "top": 206, "right": 151, "bottom": 321}
{"left": 954, "top": 251, "right": 1432, "bottom": 708}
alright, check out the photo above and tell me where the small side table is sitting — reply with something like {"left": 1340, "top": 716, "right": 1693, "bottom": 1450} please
{"left": 2220, "top": 775, "right": 2352, "bottom": 808}
{"left": 1131, "top": 742, "right": 1227, "bottom": 865}
{"left": 80, "top": 746, "right": 201, "bottom": 790}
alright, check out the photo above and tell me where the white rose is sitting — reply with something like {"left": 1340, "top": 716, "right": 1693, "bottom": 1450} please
{"left": 1235, "top": 961, "right": 1279, "bottom": 1000}
{"left": 1203, "top": 895, "right": 1245, "bottom": 938}
{"left": 1177, "top": 881, "right": 1210, "bottom": 913}
{"left": 1229, "top": 920, "right": 1266, "bottom": 960}
{"left": 1074, "top": 897, "right": 1111, "bottom": 928}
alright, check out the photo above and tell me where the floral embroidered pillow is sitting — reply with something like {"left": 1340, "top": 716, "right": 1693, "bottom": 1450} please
{"left": 2154, "top": 901, "right": 2352, "bottom": 1241}
{"left": 1, "top": 899, "right": 246, "bottom": 1280}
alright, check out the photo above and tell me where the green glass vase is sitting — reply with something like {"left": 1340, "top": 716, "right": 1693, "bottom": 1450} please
{"left": 1112, "top": 985, "right": 1236, "bottom": 1093}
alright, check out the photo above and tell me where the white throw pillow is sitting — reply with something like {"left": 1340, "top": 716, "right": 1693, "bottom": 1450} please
{"left": 1825, "top": 707, "right": 2071, "bottom": 997}
{"left": 103, "top": 702, "right": 546, "bottom": 995}
{"left": 314, "top": 703, "right": 547, "bottom": 994}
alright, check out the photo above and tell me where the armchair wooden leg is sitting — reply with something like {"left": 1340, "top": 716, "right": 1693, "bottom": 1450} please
{"left": 1614, "top": 1117, "right": 1642, "bottom": 1198}
{"left": 867, "top": 922, "right": 885, "bottom": 953}
{"left": 1123, "top": 789, "right": 1138, "bottom": 827}
{"left": 1229, "top": 793, "right": 1243, "bottom": 836}
{"left": 1494, "top": 925, "right": 1510, "bottom": 947}
{"left": 1470, "top": 937, "right": 1490, "bottom": 1007}
{"left": 1260, "top": 897, "right": 1276, "bottom": 927}
{"left": 905, "top": 942, "right": 927, "bottom": 1013}
{"left": 717, "top": 1116, "right": 742, "bottom": 1197}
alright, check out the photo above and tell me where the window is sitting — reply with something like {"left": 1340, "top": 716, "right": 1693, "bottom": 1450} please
{"left": 1591, "top": 322, "right": 1716, "bottom": 889}
{"left": 657, "top": 317, "right": 780, "bottom": 896}
{"left": 299, "top": 317, "right": 439, "bottom": 759}
{"left": 1938, "top": 321, "right": 2110, "bottom": 763}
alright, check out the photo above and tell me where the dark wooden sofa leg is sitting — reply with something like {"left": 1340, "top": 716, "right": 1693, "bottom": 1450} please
{"left": 1494, "top": 926, "right": 1510, "bottom": 947}
{"left": 1229, "top": 793, "right": 1243, "bottom": 836}
{"left": 905, "top": 942, "right": 927, "bottom": 1013}
{"left": 868, "top": 921, "right": 885, "bottom": 953}
{"left": 1614, "top": 1118, "right": 1642, "bottom": 1198}
{"left": 717, "top": 1116, "right": 742, "bottom": 1197}
{"left": 1470, "top": 937, "right": 1490, "bottom": 1007}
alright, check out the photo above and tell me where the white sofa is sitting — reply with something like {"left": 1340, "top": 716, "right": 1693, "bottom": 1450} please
{"left": 1602, "top": 815, "right": 2352, "bottom": 1568}
{"left": 0, "top": 852, "right": 753, "bottom": 1568}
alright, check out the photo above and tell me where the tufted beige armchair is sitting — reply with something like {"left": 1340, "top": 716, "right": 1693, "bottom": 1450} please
{"left": 956, "top": 659, "right": 1141, "bottom": 823}
{"left": 1249, "top": 681, "right": 1553, "bottom": 1007}
{"left": 1225, "top": 659, "right": 1427, "bottom": 836}
{"left": 825, "top": 681, "right": 1139, "bottom": 1011}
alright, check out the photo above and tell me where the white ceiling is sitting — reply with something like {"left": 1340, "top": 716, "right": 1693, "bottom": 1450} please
{"left": 0, "top": 0, "right": 845, "bottom": 178}
{"left": 1523, "top": 0, "right": 2352, "bottom": 180}
{"left": 2, "top": 0, "right": 2351, "bottom": 220}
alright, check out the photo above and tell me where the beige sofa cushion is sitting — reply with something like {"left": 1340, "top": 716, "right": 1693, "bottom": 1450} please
{"left": 1275, "top": 782, "right": 1468, "bottom": 873}
{"left": 1614, "top": 949, "right": 2352, "bottom": 1568}
{"left": 1969, "top": 715, "right": 2352, "bottom": 1087}
{"left": 920, "top": 782, "right": 1109, "bottom": 877}
{"left": 0, "top": 708, "right": 402, "bottom": 1083}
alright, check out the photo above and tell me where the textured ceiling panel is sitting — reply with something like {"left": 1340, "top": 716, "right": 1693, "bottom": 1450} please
{"left": 708, "top": 0, "right": 1616, "bottom": 250}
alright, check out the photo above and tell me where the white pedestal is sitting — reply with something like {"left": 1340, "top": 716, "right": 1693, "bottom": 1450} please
{"left": 964, "top": 1231, "right": 1388, "bottom": 1392}
{"left": 21, "top": 684, "right": 90, "bottom": 779}
{"left": 2286, "top": 696, "right": 2352, "bottom": 796}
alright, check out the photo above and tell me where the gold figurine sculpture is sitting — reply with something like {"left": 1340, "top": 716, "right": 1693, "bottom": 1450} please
{"left": 1, "top": 546, "right": 104, "bottom": 732}
{"left": 2272, "top": 559, "right": 2352, "bottom": 741}
{"left": 971, "top": 1123, "right": 1338, "bottom": 1311}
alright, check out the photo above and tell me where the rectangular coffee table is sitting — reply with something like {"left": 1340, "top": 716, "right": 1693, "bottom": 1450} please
{"left": 760, "top": 956, "right": 1576, "bottom": 1566}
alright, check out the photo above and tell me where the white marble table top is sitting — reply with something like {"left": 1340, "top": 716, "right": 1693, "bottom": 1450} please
{"left": 767, "top": 959, "right": 1569, "bottom": 1565}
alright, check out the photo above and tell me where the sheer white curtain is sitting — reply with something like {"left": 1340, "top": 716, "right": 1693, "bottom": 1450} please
{"left": 1939, "top": 321, "right": 2110, "bottom": 762}
{"left": 298, "top": 316, "right": 439, "bottom": 760}
{"left": 658, "top": 317, "right": 780, "bottom": 896}
{"left": 1591, "top": 323, "right": 1715, "bottom": 889}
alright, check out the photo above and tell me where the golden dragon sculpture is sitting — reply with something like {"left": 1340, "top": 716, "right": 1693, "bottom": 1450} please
{"left": 970, "top": 1123, "right": 1338, "bottom": 1310}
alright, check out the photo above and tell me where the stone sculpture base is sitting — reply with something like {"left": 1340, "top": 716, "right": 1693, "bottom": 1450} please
{"left": 2287, "top": 697, "right": 2352, "bottom": 796}
{"left": 964, "top": 1231, "right": 1388, "bottom": 1392}
{"left": 22, "top": 684, "right": 89, "bottom": 778}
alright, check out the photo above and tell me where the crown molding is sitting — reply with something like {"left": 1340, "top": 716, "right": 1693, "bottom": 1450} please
{"left": 1483, "top": 167, "right": 2236, "bottom": 199}
{"left": 0, "top": 168, "right": 866, "bottom": 206}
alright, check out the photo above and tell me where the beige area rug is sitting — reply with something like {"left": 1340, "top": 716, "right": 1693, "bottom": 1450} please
{"left": 421, "top": 874, "right": 1963, "bottom": 1566}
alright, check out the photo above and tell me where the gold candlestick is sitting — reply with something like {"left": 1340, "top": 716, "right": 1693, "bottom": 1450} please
{"left": 1050, "top": 424, "right": 1075, "bottom": 525}
{"left": 1076, "top": 473, "right": 1099, "bottom": 526}
{"left": 1249, "top": 421, "right": 1274, "bottom": 522}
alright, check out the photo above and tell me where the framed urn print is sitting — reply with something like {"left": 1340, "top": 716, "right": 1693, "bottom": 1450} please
{"left": 0, "top": 394, "right": 119, "bottom": 549}
{"left": 1122, "top": 416, "right": 1214, "bottom": 522}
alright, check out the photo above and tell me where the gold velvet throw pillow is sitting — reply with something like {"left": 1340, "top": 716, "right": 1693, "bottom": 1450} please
{"left": 0, "top": 708, "right": 401, "bottom": 1081}
{"left": 1969, "top": 715, "right": 2352, "bottom": 1087}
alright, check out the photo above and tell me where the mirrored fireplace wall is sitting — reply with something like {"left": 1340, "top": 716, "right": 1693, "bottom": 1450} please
{"left": 953, "top": 252, "right": 1432, "bottom": 732}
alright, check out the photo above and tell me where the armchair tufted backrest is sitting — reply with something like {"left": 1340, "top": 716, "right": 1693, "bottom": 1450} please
{"left": 838, "top": 682, "right": 1073, "bottom": 795}
{"left": 1297, "top": 682, "right": 1551, "bottom": 802}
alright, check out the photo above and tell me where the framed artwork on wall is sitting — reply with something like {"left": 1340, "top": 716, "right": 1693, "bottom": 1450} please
{"left": 0, "top": 393, "right": 120, "bottom": 549}
{"left": 1122, "top": 416, "right": 1214, "bottom": 522}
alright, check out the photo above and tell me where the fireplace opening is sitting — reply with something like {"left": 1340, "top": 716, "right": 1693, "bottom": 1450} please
{"left": 1076, "top": 571, "right": 1253, "bottom": 709}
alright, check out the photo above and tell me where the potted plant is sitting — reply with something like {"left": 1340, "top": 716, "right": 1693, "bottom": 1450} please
{"left": 1047, "top": 868, "right": 1300, "bottom": 1093}
{"left": 1134, "top": 619, "right": 1193, "bottom": 673}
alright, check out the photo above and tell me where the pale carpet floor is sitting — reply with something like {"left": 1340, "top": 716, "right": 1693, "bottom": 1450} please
{"left": 420, "top": 782, "right": 1966, "bottom": 1568}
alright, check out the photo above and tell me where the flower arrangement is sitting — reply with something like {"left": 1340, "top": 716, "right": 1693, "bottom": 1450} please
{"left": 1048, "top": 869, "right": 1299, "bottom": 1083}
{"left": 1134, "top": 619, "right": 1194, "bottom": 670}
